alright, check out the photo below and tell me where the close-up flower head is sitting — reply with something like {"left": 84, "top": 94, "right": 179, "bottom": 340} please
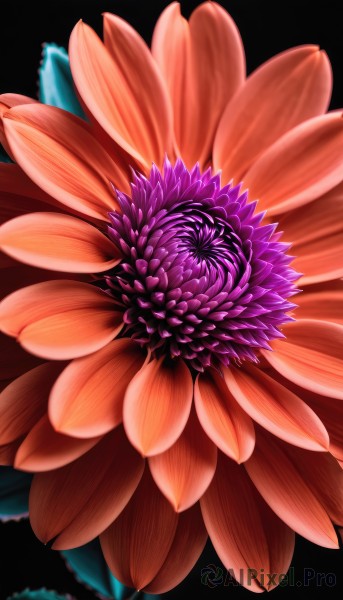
{"left": 0, "top": 0, "right": 342, "bottom": 597}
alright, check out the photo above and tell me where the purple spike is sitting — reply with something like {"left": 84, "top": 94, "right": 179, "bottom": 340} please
{"left": 107, "top": 158, "right": 300, "bottom": 371}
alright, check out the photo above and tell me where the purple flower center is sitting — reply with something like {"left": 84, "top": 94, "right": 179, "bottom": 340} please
{"left": 107, "top": 159, "right": 298, "bottom": 371}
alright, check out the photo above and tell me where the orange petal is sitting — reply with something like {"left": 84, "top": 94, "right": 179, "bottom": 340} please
{"left": 100, "top": 468, "right": 178, "bottom": 590}
{"left": 262, "top": 320, "right": 343, "bottom": 400}
{"left": 201, "top": 452, "right": 295, "bottom": 592}
{"left": 0, "top": 212, "right": 121, "bottom": 273}
{"left": 279, "top": 183, "right": 343, "bottom": 284}
{"left": 0, "top": 93, "right": 37, "bottom": 114}
{"left": 49, "top": 339, "right": 146, "bottom": 438}
{"left": 223, "top": 364, "right": 329, "bottom": 451}
{"left": 103, "top": 12, "right": 174, "bottom": 167}
{"left": 0, "top": 332, "right": 42, "bottom": 380}
{"left": 280, "top": 443, "right": 343, "bottom": 526}
{"left": 245, "top": 429, "right": 339, "bottom": 548}
{"left": 213, "top": 46, "right": 332, "bottom": 183}
{"left": 294, "top": 280, "right": 343, "bottom": 323}
{"left": 29, "top": 427, "right": 144, "bottom": 549}
{"left": 145, "top": 503, "right": 207, "bottom": 593}
{"left": 257, "top": 368, "right": 343, "bottom": 462}
{"left": 15, "top": 415, "right": 101, "bottom": 472}
{"left": 69, "top": 19, "right": 173, "bottom": 170}
{"left": 297, "top": 388, "right": 343, "bottom": 461}
{"left": 0, "top": 93, "right": 37, "bottom": 109}
{"left": 0, "top": 280, "right": 123, "bottom": 360}
{"left": 319, "top": 412, "right": 343, "bottom": 461}
{"left": 123, "top": 357, "right": 193, "bottom": 456}
{"left": 194, "top": 368, "right": 255, "bottom": 462}
{"left": 244, "top": 112, "right": 343, "bottom": 215}
{"left": 3, "top": 104, "right": 128, "bottom": 220}
{"left": 0, "top": 93, "right": 37, "bottom": 157}
{"left": 149, "top": 406, "right": 217, "bottom": 511}
{"left": 0, "top": 160, "right": 107, "bottom": 226}
{"left": 152, "top": 1, "right": 244, "bottom": 168}
{"left": 0, "top": 362, "right": 64, "bottom": 444}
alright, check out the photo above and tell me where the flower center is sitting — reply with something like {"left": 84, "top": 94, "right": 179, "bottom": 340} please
{"left": 178, "top": 215, "right": 244, "bottom": 275}
{"left": 107, "top": 159, "right": 298, "bottom": 372}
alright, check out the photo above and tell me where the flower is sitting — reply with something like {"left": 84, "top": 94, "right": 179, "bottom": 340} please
{"left": 0, "top": 1, "right": 343, "bottom": 594}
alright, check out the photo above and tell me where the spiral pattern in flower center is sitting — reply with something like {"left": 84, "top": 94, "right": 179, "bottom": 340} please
{"left": 107, "top": 159, "right": 298, "bottom": 371}
{"left": 178, "top": 213, "right": 244, "bottom": 275}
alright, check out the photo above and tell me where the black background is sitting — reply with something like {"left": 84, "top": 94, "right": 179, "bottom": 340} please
{"left": 1, "top": 1, "right": 343, "bottom": 599}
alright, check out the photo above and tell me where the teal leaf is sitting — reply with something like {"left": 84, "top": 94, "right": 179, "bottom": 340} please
{"left": 39, "top": 44, "right": 85, "bottom": 118}
{"left": 6, "top": 589, "right": 70, "bottom": 600}
{"left": 62, "top": 539, "right": 130, "bottom": 600}
{"left": 0, "top": 466, "right": 32, "bottom": 520}
{"left": 63, "top": 540, "right": 160, "bottom": 600}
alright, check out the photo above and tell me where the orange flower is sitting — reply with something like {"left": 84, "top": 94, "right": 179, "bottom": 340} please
{"left": 0, "top": 2, "right": 343, "bottom": 593}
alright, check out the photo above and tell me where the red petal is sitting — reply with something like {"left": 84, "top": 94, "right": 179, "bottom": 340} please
{"left": 294, "top": 280, "right": 343, "bottom": 323}
{"left": 262, "top": 320, "right": 343, "bottom": 400}
{"left": 201, "top": 452, "right": 295, "bottom": 592}
{"left": 3, "top": 104, "right": 128, "bottom": 220}
{"left": 145, "top": 503, "right": 207, "bottom": 593}
{"left": 279, "top": 444, "right": 343, "bottom": 526}
{"left": 123, "top": 358, "right": 193, "bottom": 456}
{"left": 29, "top": 427, "right": 144, "bottom": 549}
{"left": 244, "top": 112, "right": 343, "bottom": 215}
{"left": 100, "top": 468, "right": 178, "bottom": 590}
{"left": 49, "top": 339, "right": 146, "bottom": 438}
{"left": 15, "top": 415, "right": 101, "bottom": 472}
{"left": 0, "top": 212, "right": 121, "bottom": 273}
{"left": 0, "top": 280, "right": 123, "bottom": 360}
{"left": 224, "top": 364, "right": 329, "bottom": 451}
{"left": 149, "top": 406, "right": 217, "bottom": 511}
{"left": 0, "top": 362, "right": 64, "bottom": 444}
{"left": 70, "top": 19, "right": 173, "bottom": 170}
{"left": 279, "top": 182, "right": 343, "bottom": 284}
{"left": 245, "top": 429, "right": 339, "bottom": 548}
{"left": 306, "top": 391, "right": 343, "bottom": 461}
{"left": 214, "top": 46, "right": 332, "bottom": 183}
{"left": 194, "top": 368, "right": 255, "bottom": 462}
{"left": 103, "top": 13, "right": 174, "bottom": 168}
{"left": 0, "top": 93, "right": 37, "bottom": 157}
{"left": 152, "top": 1, "right": 245, "bottom": 168}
